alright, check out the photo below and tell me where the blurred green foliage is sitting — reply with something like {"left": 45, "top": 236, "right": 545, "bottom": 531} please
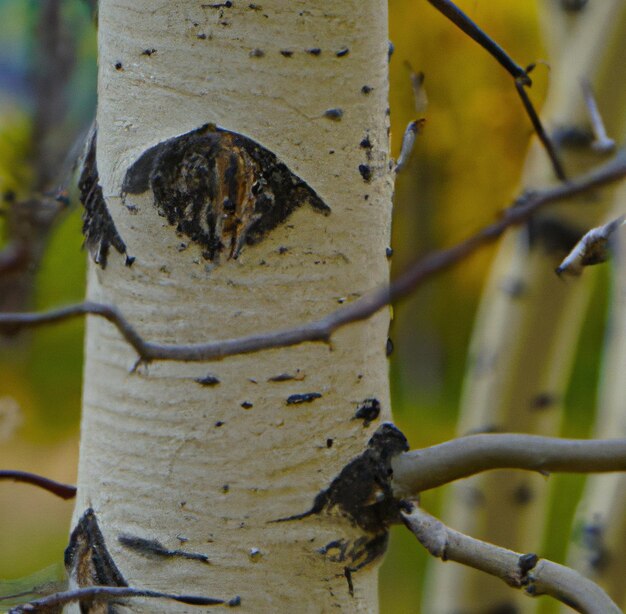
{"left": 0, "top": 1, "right": 613, "bottom": 612}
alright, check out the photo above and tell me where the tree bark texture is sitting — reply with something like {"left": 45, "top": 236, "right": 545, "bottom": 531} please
{"left": 71, "top": 2, "right": 393, "bottom": 612}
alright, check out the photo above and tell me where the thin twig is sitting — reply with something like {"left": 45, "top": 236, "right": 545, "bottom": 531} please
{"left": 402, "top": 503, "right": 621, "bottom": 614}
{"left": 1, "top": 151, "right": 625, "bottom": 363}
{"left": 556, "top": 214, "right": 625, "bottom": 276}
{"left": 426, "top": 0, "right": 529, "bottom": 83}
{"left": 395, "top": 119, "right": 425, "bottom": 173}
{"left": 427, "top": 0, "right": 567, "bottom": 181}
{"left": 391, "top": 434, "right": 626, "bottom": 496}
{"left": 7, "top": 585, "right": 235, "bottom": 613}
{"left": 0, "top": 470, "right": 77, "bottom": 500}
{"left": 580, "top": 77, "right": 615, "bottom": 153}
{"left": 514, "top": 78, "right": 567, "bottom": 181}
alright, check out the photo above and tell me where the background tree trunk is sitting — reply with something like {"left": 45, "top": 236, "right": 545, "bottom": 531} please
{"left": 71, "top": 1, "right": 393, "bottom": 611}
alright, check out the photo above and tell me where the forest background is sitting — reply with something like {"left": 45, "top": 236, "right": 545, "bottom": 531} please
{"left": 0, "top": 1, "right": 606, "bottom": 612}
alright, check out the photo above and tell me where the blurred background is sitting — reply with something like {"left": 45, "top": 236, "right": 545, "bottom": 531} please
{"left": 0, "top": 1, "right": 610, "bottom": 612}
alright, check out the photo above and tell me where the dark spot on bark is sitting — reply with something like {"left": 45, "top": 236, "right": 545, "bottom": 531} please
{"left": 386, "top": 337, "right": 394, "bottom": 357}
{"left": 195, "top": 374, "right": 220, "bottom": 386}
{"left": 527, "top": 216, "right": 583, "bottom": 255}
{"left": 197, "top": 33, "right": 208, "bottom": 39}
{"left": 461, "top": 485, "right": 486, "bottom": 507}
{"left": 530, "top": 392, "right": 557, "bottom": 410}
{"left": 118, "top": 534, "right": 209, "bottom": 563}
{"left": 579, "top": 520, "right": 610, "bottom": 571}
{"left": 280, "top": 49, "right": 294, "bottom": 57}
{"left": 79, "top": 129, "right": 130, "bottom": 268}
{"left": 278, "top": 246, "right": 288, "bottom": 254}
{"left": 518, "top": 552, "right": 538, "bottom": 578}
{"left": 324, "top": 108, "right": 343, "bottom": 121}
{"left": 65, "top": 508, "right": 127, "bottom": 612}
{"left": 561, "top": 0, "right": 588, "bottom": 11}
{"left": 335, "top": 47, "right": 349, "bottom": 57}
{"left": 326, "top": 438, "right": 334, "bottom": 448}
{"left": 386, "top": 247, "right": 393, "bottom": 258}
{"left": 499, "top": 278, "right": 526, "bottom": 298}
{"left": 512, "top": 483, "right": 534, "bottom": 506}
{"left": 241, "top": 401, "right": 253, "bottom": 409}
{"left": 122, "top": 124, "right": 330, "bottom": 263}
{"left": 248, "top": 3, "right": 261, "bottom": 9}
{"left": 358, "top": 164, "right": 372, "bottom": 182}
{"left": 361, "top": 85, "right": 373, "bottom": 94}
{"left": 552, "top": 126, "right": 594, "bottom": 149}
{"left": 203, "top": 1, "right": 232, "bottom": 7}
{"left": 359, "top": 137, "right": 372, "bottom": 149}
{"left": 114, "top": 61, "right": 123, "bottom": 70}
{"left": 222, "top": 484, "right": 230, "bottom": 493}
{"left": 344, "top": 567, "right": 354, "bottom": 597}
{"left": 286, "top": 392, "right": 322, "bottom": 405}
{"left": 388, "top": 41, "right": 394, "bottom": 60}
{"left": 274, "top": 423, "right": 409, "bottom": 571}
{"left": 354, "top": 398, "right": 381, "bottom": 427}
{"left": 306, "top": 47, "right": 321, "bottom": 56}
{"left": 485, "top": 603, "right": 520, "bottom": 614}
{"left": 141, "top": 48, "right": 156, "bottom": 56}
{"left": 249, "top": 48, "right": 265, "bottom": 57}
{"left": 215, "top": 421, "right": 224, "bottom": 427}
{"left": 229, "top": 596, "right": 242, "bottom": 606}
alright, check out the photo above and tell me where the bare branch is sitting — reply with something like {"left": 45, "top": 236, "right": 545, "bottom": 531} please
{"left": 7, "top": 585, "right": 236, "bottom": 613}
{"left": 426, "top": 0, "right": 529, "bottom": 83}
{"left": 581, "top": 78, "right": 615, "bottom": 154}
{"left": 391, "top": 434, "right": 626, "bottom": 496}
{"left": 1, "top": 151, "right": 625, "bottom": 363}
{"left": 0, "top": 470, "right": 76, "bottom": 500}
{"left": 514, "top": 78, "right": 567, "bottom": 181}
{"left": 402, "top": 503, "right": 621, "bottom": 614}
{"left": 556, "top": 214, "right": 625, "bottom": 276}
{"left": 426, "top": 0, "right": 567, "bottom": 180}
{"left": 395, "top": 119, "right": 425, "bottom": 173}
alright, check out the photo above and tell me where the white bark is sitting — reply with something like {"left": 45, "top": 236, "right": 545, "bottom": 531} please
{"left": 72, "top": 1, "right": 392, "bottom": 611}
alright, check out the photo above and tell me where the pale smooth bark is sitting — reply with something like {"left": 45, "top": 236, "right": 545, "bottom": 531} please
{"left": 72, "top": 1, "right": 392, "bottom": 612}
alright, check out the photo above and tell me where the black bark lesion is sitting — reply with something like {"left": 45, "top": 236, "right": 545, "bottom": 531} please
{"left": 65, "top": 508, "right": 128, "bottom": 614}
{"left": 275, "top": 423, "right": 409, "bottom": 572}
{"left": 122, "top": 124, "right": 330, "bottom": 263}
{"left": 79, "top": 129, "right": 131, "bottom": 269}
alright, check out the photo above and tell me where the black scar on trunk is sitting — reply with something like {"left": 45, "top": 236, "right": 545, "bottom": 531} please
{"left": 79, "top": 129, "right": 130, "bottom": 269}
{"left": 65, "top": 508, "right": 127, "bottom": 613}
{"left": 274, "top": 423, "right": 409, "bottom": 572}
{"left": 122, "top": 124, "right": 330, "bottom": 262}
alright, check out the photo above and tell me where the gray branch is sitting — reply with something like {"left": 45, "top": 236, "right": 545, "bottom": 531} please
{"left": 402, "top": 503, "right": 621, "bottom": 614}
{"left": 392, "top": 434, "right": 626, "bottom": 496}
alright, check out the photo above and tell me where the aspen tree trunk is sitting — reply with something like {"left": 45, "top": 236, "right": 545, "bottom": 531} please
{"left": 70, "top": 1, "right": 393, "bottom": 611}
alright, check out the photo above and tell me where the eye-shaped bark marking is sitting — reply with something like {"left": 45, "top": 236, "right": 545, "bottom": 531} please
{"left": 122, "top": 124, "right": 330, "bottom": 262}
